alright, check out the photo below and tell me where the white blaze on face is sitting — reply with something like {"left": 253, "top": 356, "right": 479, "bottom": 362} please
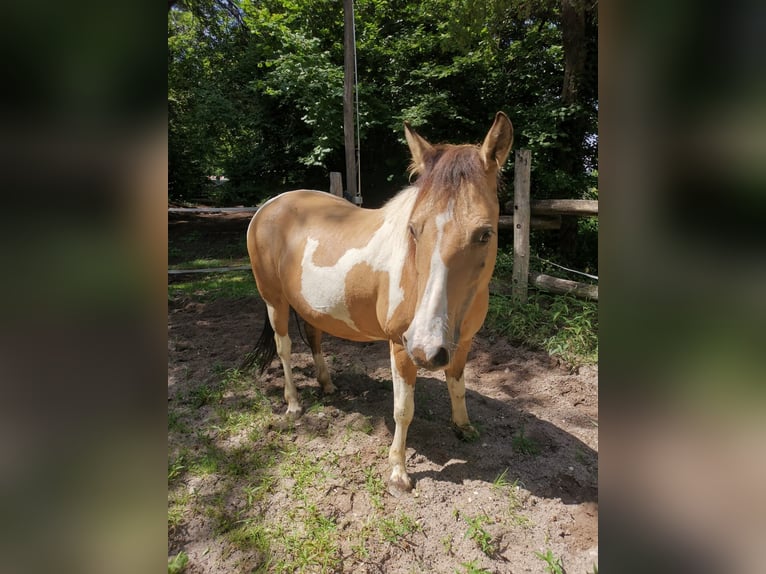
{"left": 300, "top": 190, "right": 417, "bottom": 331}
{"left": 404, "top": 200, "right": 454, "bottom": 356}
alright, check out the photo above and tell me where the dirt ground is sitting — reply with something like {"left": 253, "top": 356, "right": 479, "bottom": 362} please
{"left": 168, "top": 213, "right": 598, "bottom": 573}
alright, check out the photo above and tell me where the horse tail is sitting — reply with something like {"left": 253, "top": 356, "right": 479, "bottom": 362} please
{"left": 240, "top": 306, "right": 277, "bottom": 373}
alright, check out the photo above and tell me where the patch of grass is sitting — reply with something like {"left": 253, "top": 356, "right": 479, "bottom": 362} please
{"left": 491, "top": 468, "right": 511, "bottom": 490}
{"left": 306, "top": 401, "right": 326, "bottom": 415}
{"left": 280, "top": 451, "right": 328, "bottom": 494}
{"left": 185, "top": 383, "right": 224, "bottom": 409}
{"left": 168, "top": 409, "right": 190, "bottom": 434}
{"left": 350, "top": 517, "right": 376, "bottom": 560}
{"left": 535, "top": 548, "right": 565, "bottom": 574}
{"left": 463, "top": 513, "right": 495, "bottom": 556}
{"left": 491, "top": 471, "right": 532, "bottom": 527}
{"left": 168, "top": 551, "right": 189, "bottom": 574}
{"left": 168, "top": 454, "right": 186, "bottom": 483}
{"left": 170, "top": 257, "right": 250, "bottom": 270}
{"left": 275, "top": 503, "right": 341, "bottom": 573}
{"left": 441, "top": 535, "right": 453, "bottom": 554}
{"left": 455, "top": 559, "right": 492, "bottom": 574}
{"left": 485, "top": 291, "right": 597, "bottom": 367}
{"left": 512, "top": 425, "right": 540, "bottom": 456}
{"left": 507, "top": 479, "right": 533, "bottom": 528}
{"left": 188, "top": 450, "right": 220, "bottom": 476}
{"left": 168, "top": 272, "right": 257, "bottom": 301}
{"left": 227, "top": 519, "right": 270, "bottom": 554}
{"left": 379, "top": 512, "right": 420, "bottom": 544}
{"left": 168, "top": 494, "right": 189, "bottom": 532}
{"left": 243, "top": 475, "right": 277, "bottom": 506}
{"left": 363, "top": 465, "right": 386, "bottom": 509}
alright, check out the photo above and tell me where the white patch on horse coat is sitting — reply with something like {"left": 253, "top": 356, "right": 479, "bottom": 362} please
{"left": 300, "top": 189, "right": 418, "bottom": 332}
{"left": 404, "top": 200, "right": 454, "bottom": 354}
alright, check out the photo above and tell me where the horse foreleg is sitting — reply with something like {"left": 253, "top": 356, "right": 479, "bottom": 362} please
{"left": 388, "top": 341, "right": 416, "bottom": 494}
{"left": 445, "top": 344, "right": 479, "bottom": 441}
{"left": 303, "top": 321, "right": 336, "bottom": 394}
{"left": 266, "top": 303, "right": 302, "bottom": 416}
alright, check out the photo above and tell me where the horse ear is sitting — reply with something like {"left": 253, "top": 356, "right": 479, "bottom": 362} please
{"left": 480, "top": 112, "right": 513, "bottom": 170}
{"left": 404, "top": 121, "right": 435, "bottom": 177}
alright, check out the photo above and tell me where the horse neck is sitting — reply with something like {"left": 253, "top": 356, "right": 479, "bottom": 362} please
{"left": 374, "top": 187, "right": 418, "bottom": 259}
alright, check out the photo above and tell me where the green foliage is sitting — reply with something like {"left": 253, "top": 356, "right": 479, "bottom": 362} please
{"left": 169, "top": 0, "right": 597, "bottom": 213}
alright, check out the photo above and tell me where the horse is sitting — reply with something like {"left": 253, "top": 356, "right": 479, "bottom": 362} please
{"left": 245, "top": 112, "right": 513, "bottom": 493}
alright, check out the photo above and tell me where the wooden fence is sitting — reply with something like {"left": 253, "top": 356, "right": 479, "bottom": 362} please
{"left": 497, "top": 149, "right": 598, "bottom": 302}
{"left": 169, "top": 159, "right": 598, "bottom": 302}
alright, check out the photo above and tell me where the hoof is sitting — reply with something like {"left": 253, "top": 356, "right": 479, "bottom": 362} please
{"left": 453, "top": 423, "right": 480, "bottom": 442}
{"left": 322, "top": 382, "right": 337, "bottom": 395}
{"left": 388, "top": 472, "right": 413, "bottom": 496}
{"left": 285, "top": 404, "right": 303, "bottom": 418}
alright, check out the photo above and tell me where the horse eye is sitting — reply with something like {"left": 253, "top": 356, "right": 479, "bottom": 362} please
{"left": 409, "top": 223, "right": 417, "bottom": 240}
{"left": 477, "top": 229, "right": 493, "bottom": 244}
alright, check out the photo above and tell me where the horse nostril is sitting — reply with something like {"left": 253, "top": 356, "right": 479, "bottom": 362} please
{"left": 432, "top": 347, "right": 449, "bottom": 367}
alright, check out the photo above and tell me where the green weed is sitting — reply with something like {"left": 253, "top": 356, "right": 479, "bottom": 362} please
{"left": 463, "top": 514, "right": 495, "bottom": 556}
{"left": 185, "top": 383, "right": 224, "bottom": 409}
{"left": 275, "top": 503, "right": 340, "bottom": 573}
{"left": 379, "top": 512, "right": 420, "bottom": 543}
{"left": 363, "top": 465, "right": 386, "bottom": 509}
{"left": 512, "top": 425, "right": 540, "bottom": 456}
{"left": 280, "top": 451, "right": 328, "bottom": 494}
{"left": 243, "top": 475, "right": 277, "bottom": 506}
{"left": 507, "top": 479, "right": 532, "bottom": 527}
{"left": 491, "top": 468, "right": 511, "bottom": 490}
{"left": 535, "top": 548, "right": 565, "bottom": 574}
{"left": 168, "top": 503, "right": 186, "bottom": 532}
{"left": 168, "top": 454, "right": 186, "bottom": 482}
{"left": 350, "top": 517, "right": 376, "bottom": 560}
{"left": 227, "top": 519, "right": 270, "bottom": 554}
{"left": 491, "top": 472, "right": 532, "bottom": 527}
{"left": 168, "top": 551, "right": 189, "bottom": 574}
{"left": 455, "top": 559, "right": 492, "bottom": 574}
{"left": 441, "top": 535, "right": 453, "bottom": 554}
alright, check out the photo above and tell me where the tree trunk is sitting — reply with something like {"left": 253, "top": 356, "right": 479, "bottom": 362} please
{"left": 557, "top": 0, "right": 593, "bottom": 262}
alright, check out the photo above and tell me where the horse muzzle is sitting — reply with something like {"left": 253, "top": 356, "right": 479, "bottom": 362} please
{"left": 401, "top": 333, "right": 451, "bottom": 370}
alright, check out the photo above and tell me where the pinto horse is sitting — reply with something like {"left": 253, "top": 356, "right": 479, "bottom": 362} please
{"left": 245, "top": 112, "right": 513, "bottom": 493}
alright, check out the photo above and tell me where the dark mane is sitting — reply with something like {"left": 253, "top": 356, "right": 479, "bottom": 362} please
{"left": 412, "top": 145, "right": 487, "bottom": 206}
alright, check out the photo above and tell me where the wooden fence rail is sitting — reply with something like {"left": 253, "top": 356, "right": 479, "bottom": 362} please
{"left": 505, "top": 149, "right": 598, "bottom": 302}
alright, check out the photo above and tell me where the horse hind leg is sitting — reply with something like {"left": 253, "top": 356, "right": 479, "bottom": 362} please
{"left": 266, "top": 302, "right": 302, "bottom": 416}
{"left": 303, "top": 320, "right": 336, "bottom": 394}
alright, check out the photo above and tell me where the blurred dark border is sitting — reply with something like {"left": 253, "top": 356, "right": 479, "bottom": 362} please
{"left": 601, "top": 0, "right": 766, "bottom": 572}
{"left": 0, "top": 2, "right": 167, "bottom": 573}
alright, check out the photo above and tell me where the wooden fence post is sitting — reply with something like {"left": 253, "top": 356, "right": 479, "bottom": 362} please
{"left": 512, "top": 149, "right": 531, "bottom": 302}
{"left": 329, "top": 172, "right": 343, "bottom": 198}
